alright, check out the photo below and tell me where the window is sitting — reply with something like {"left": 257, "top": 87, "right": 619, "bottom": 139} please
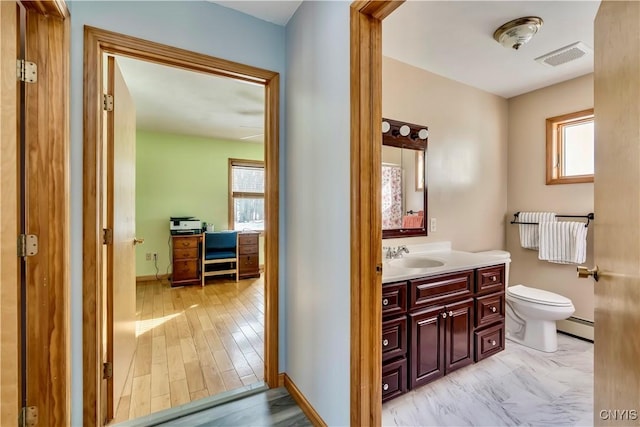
{"left": 546, "top": 109, "right": 594, "bottom": 185}
{"left": 229, "top": 159, "right": 265, "bottom": 231}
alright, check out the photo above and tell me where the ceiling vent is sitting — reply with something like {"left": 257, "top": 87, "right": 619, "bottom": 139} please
{"left": 535, "top": 42, "right": 592, "bottom": 67}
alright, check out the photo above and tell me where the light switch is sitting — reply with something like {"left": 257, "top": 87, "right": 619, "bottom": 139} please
{"left": 430, "top": 217, "right": 437, "bottom": 232}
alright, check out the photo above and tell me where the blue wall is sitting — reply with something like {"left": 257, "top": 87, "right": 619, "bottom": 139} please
{"left": 67, "top": 2, "right": 285, "bottom": 424}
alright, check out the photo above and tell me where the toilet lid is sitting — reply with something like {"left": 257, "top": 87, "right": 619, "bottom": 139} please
{"left": 508, "top": 284, "right": 573, "bottom": 307}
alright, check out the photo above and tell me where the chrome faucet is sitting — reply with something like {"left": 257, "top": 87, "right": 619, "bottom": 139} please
{"left": 383, "top": 245, "right": 410, "bottom": 259}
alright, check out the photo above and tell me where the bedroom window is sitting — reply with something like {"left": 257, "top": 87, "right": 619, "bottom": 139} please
{"left": 546, "top": 109, "right": 594, "bottom": 185}
{"left": 229, "top": 158, "right": 265, "bottom": 231}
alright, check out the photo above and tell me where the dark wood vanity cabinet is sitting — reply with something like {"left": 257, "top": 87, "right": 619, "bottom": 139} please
{"left": 382, "top": 263, "right": 506, "bottom": 403}
{"left": 409, "top": 271, "right": 474, "bottom": 389}
{"left": 382, "top": 280, "right": 408, "bottom": 402}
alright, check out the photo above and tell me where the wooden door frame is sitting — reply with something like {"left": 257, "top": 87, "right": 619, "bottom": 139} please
{"left": 82, "top": 26, "right": 280, "bottom": 425}
{"left": 0, "top": 2, "right": 21, "bottom": 425}
{"left": 1, "top": 1, "right": 70, "bottom": 425}
{"left": 350, "top": 2, "right": 403, "bottom": 426}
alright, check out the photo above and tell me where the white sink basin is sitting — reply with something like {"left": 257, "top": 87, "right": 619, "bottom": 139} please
{"left": 389, "top": 257, "right": 444, "bottom": 269}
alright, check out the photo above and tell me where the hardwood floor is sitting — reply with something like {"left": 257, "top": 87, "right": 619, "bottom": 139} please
{"left": 154, "top": 387, "right": 312, "bottom": 427}
{"left": 114, "top": 276, "right": 265, "bottom": 423}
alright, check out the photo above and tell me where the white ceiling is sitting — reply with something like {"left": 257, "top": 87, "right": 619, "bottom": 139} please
{"left": 118, "top": 0, "right": 600, "bottom": 142}
{"left": 383, "top": 1, "right": 600, "bottom": 98}
{"left": 115, "top": 56, "right": 265, "bottom": 142}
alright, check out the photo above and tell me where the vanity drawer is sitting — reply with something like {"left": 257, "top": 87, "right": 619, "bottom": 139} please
{"left": 382, "top": 358, "right": 407, "bottom": 402}
{"left": 475, "top": 292, "right": 505, "bottom": 328}
{"left": 476, "top": 264, "right": 505, "bottom": 295}
{"left": 173, "top": 247, "right": 199, "bottom": 260}
{"left": 474, "top": 323, "right": 505, "bottom": 362}
{"left": 382, "top": 282, "right": 407, "bottom": 318}
{"left": 382, "top": 316, "right": 407, "bottom": 362}
{"left": 409, "top": 270, "right": 473, "bottom": 310}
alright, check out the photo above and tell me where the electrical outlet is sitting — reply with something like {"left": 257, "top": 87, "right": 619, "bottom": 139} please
{"left": 430, "top": 217, "right": 437, "bottom": 232}
{"left": 145, "top": 253, "right": 152, "bottom": 261}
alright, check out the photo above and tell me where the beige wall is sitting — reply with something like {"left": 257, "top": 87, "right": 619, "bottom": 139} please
{"left": 382, "top": 57, "right": 509, "bottom": 251}
{"left": 507, "top": 74, "right": 595, "bottom": 331}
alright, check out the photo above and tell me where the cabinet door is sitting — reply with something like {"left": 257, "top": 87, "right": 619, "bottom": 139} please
{"left": 445, "top": 298, "right": 474, "bottom": 374}
{"left": 410, "top": 305, "right": 445, "bottom": 389}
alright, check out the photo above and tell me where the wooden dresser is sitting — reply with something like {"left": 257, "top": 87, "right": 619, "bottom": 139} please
{"left": 171, "top": 234, "right": 203, "bottom": 287}
{"left": 238, "top": 232, "right": 260, "bottom": 279}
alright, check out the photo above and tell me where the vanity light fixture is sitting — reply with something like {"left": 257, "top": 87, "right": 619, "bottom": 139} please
{"left": 382, "top": 121, "right": 391, "bottom": 133}
{"left": 413, "top": 129, "right": 429, "bottom": 140}
{"left": 399, "top": 125, "right": 411, "bottom": 137}
{"left": 493, "top": 16, "right": 543, "bottom": 50}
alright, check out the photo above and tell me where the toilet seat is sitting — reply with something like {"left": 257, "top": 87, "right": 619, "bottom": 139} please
{"left": 507, "top": 284, "right": 573, "bottom": 307}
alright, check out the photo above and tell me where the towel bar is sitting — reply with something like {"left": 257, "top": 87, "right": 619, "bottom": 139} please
{"left": 510, "top": 212, "right": 594, "bottom": 228}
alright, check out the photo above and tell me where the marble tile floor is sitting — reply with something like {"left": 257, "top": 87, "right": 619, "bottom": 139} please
{"left": 383, "top": 333, "right": 594, "bottom": 427}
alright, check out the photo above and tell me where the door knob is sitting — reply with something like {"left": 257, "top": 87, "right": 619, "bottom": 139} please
{"left": 133, "top": 238, "right": 145, "bottom": 245}
{"left": 577, "top": 265, "right": 599, "bottom": 282}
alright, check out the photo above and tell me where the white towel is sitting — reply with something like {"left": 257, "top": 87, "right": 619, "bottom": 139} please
{"left": 518, "top": 212, "right": 556, "bottom": 250}
{"left": 538, "top": 221, "right": 588, "bottom": 264}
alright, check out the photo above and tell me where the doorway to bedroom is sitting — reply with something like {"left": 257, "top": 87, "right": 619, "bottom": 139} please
{"left": 82, "top": 27, "right": 280, "bottom": 426}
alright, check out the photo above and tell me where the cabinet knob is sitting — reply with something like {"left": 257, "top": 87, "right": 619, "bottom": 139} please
{"left": 491, "top": 275, "right": 497, "bottom": 281}
{"left": 490, "top": 340, "right": 496, "bottom": 346}
{"left": 382, "top": 339, "right": 389, "bottom": 347}
{"left": 383, "top": 383, "right": 389, "bottom": 391}
{"left": 382, "top": 298, "right": 389, "bottom": 306}
{"left": 490, "top": 306, "right": 497, "bottom": 313}
{"left": 441, "top": 312, "right": 447, "bottom": 318}
{"left": 448, "top": 311, "right": 453, "bottom": 317}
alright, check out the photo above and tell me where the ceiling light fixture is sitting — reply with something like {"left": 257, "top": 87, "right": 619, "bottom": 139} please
{"left": 493, "top": 16, "right": 543, "bottom": 50}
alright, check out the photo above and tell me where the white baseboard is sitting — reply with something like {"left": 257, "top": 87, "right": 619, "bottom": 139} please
{"left": 557, "top": 316, "right": 594, "bottom": 341}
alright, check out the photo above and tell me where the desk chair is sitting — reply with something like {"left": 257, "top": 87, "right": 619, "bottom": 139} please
{"left": 201, "top": 231, "right": 239, "bottom": 285}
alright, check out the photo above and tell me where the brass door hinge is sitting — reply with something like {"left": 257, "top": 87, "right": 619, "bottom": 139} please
{"left": 19, "top": 406, "right": 38, "bottom": 427}
{"left": 103, "top": 361, "right": 113, "bottom": 379}
{"left": 18, "top": 234, "right": 38, "bottom": 258}
{"left": 17, "top": 60, "right": 37, "bottom": 83}
{"left": 103, "top": 94, "right": 114, "bottom": 111}
{"left": 102, "top": 228, "right": 113, "bottom": 245}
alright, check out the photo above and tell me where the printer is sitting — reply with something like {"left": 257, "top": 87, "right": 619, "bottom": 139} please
{"left": 169, "top": 216, "right": 202, "bottom": 235}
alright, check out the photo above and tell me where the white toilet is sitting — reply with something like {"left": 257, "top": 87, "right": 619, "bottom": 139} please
{"left": 475, "top": 250, "right": 575, "bottom": 353}
{"left": 505, "top": 285, "right": 574, "bottom": 352}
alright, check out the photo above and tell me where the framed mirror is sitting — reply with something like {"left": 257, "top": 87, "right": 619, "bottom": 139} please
{"left": 382, "top": 118, "right": 428, "bottom": 239}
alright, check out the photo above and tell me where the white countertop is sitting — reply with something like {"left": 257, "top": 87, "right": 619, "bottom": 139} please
{"left": 382, "top": 242, "right": 511, "bottom": 284}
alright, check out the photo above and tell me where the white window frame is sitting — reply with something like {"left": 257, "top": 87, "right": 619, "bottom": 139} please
{"left": 228, "top": 158, "right": 265, "bottom": 231}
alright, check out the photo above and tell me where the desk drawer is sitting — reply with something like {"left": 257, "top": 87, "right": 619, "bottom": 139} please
{"left": 173, "top": 260, "right": 198, "bottom": 281}
{"left": 239, "top": 244, "right": 258, "bottom": 255}
{"left": 174, "top": 247, "right": 198, "bottom": 260}
{"left": 239, "top": 233, "right": 258, "bottom": 246}
{"left": 174, "top": 236, "right": 200, "bottom": 249}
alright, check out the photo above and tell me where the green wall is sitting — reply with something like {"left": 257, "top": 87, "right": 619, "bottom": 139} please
{"left": 136, "top": 130, "right": 263, "bottom": 277}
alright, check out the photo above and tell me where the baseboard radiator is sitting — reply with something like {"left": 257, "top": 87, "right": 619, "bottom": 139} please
{"left": 557, "top": 316, "right": 594, "bottom": 342}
